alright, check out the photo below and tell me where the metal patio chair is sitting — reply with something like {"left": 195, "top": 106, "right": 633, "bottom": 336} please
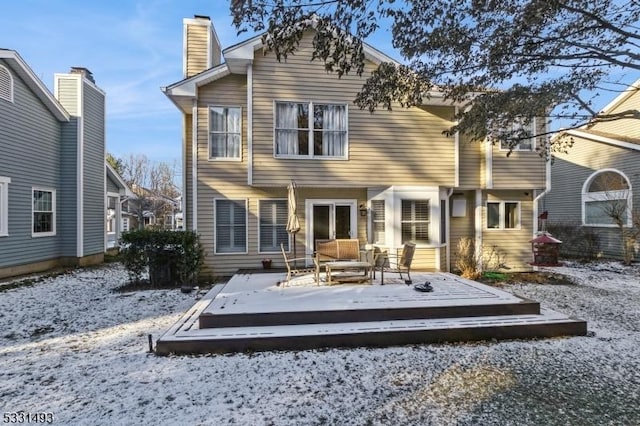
{"left": 372, "top": 242, "right": 416, "bottom": 285}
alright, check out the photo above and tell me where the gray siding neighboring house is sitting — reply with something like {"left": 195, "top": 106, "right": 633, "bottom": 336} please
{"left": 0, "top": 50, "right": 108, "bottom": 279}
{"left": 544, "top": 79, "right": 640, "bottom": 260}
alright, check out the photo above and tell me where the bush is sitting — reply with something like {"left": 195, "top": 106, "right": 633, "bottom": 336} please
{"left": 546, "top": 222, "right": 600, "bottom": 261}
{"left": 119, "top": 229, "right": 205, "bottom": 287}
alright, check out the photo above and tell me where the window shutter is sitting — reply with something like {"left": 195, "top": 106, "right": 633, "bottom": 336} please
{"left": 371, "top": 200, "right": 385, "bottom": 244}
{"left": 259, "top": 200, "right": 288, "bottom": 252}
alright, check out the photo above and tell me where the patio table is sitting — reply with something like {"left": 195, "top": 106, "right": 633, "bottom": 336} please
{"left": 325, "top": 261, "right": 372, "bottom": 285}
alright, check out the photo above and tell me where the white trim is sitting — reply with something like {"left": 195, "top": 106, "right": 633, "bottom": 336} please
{"left": 207, "top": 105, "right": 243, "bottom": 161}
{"left": 0, "top": 50, "right": 69, "bottom": 121}
{"left": 273, "top": 100, "right": 349, "bottom": 159}
{"left": 304, "top": 199, "right": 358, "bottom": 257}
{"left": 31, "top": 187, "right": 56, "bottom": 237}
{"left": 76, "top": 76, "right": 84, "bottom": 257}
{"left": 597, "top": 78, "right": 640, "bottom": 115}
{"left": 485, "top": 200, "right": 522, "bottom": 230}
{"left": 485, "top": 138, "right": 493, "bottom": 189}
{"left": 182, "top": 115, "right": 188, "bottom": 230}
{"left": 581, "top": 168, "right": 632, "bottom": 227}
{"left": 192, "top": 99, "right": 198, "bottom": 231}
{"left": 566, "top": 129, "right": 640, "bottom": 152}
{"left": 213, "top": 198, "right": 249, "bottom": 255}
{"left": 475, "top": 189, "right": 483, "bottom": 270}
{"left": 0, "top": 64, "right": 14, "bottom": 103}
{"left": 247, "top": 63, "right": 253, "bottom": 185}
{"left": 454, "top": 107, "right": 459, "bottom": 188}
{"left": 0, "top": 177, "right": 10, "bottom": 236}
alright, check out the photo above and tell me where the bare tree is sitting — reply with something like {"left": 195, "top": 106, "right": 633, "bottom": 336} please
{"left": 231, "top": 0, "right": 640, "bottom": 154}
{"left": 119, "top": 154, "right": 180, "bottom": 230}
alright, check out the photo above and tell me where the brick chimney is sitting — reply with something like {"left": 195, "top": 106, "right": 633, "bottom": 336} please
{"left": 183, "top": 15, "right": 221, "bottom": 78}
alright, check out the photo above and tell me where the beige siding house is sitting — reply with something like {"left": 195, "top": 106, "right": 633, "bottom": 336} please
{"left": 544, "top": 79, "right": 640, "bottom": 259}
{"left": 162, "top": 16, "right": 548, "bottom": 277}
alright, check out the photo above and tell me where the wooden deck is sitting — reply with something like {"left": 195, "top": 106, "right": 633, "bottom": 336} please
{"left": 155, "top": 272, "right": 587, "bottom": 355}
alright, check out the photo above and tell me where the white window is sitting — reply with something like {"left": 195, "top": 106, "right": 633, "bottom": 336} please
{"left": 0, "top": 177, "right": 10, "bottom": 236}
{"left": 107, "top": 196, "right": 117, "bottom": 234}
{"left": 32, "top": 188, "right": 55, "bottom": 236}
{"left": 401, "top": 200, "right": 430, "bottom": 244}
{"left": 500, "top": 117, "right": 535, "bottom": 151}
{"left": 209, "top": 107, "right": 241, "bottom": 160}
{"left": 0, "top": 65, "right": 13, "bottom": 103}
{"left": 259, "top": 200, "right": 289, "bottom": 252}
{"left": 486, "top": 201, "right": 520, "bottom": 230}
{"left": 371, "top": 199, "right": 385, "bottom": 244}
{"left": 215, "top": 199, "right": 247, "bottom": 253}
{"left": 275, "top": 101, "right": 347, "bottom": 158}
{"left": 582, "top": 169, "right": 632, "bottom": 227}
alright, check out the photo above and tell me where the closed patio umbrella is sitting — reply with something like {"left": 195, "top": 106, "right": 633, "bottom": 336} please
{"left": 287, "top": 181, "right": 301, "bottom": 265}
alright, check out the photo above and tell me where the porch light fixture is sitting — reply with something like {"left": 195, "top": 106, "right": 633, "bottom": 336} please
{"left": 359, "top": 204, "right": 367, "bottom": 217}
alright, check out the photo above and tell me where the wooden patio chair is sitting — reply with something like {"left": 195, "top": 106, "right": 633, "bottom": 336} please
{"left": 372, "top": 242, "right": 416, "bottom": 285}
{"left": 279, "top": 243, "right": 320, "bottom": 287}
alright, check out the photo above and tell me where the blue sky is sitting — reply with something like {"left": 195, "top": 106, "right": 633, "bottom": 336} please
{"left": 2, "top": 1, "right": 636, "bottom": 178}
{"left": 0, "top": 1, "right": 398, "bottom": 175}
{"left": 0, "top": 1, "right": 259, "bottom": 171}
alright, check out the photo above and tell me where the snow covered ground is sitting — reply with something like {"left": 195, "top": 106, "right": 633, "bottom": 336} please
{"left": 1, "top": 261, "right": 638, "bottom": 425}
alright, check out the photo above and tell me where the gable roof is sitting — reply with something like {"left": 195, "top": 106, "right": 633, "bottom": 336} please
{"left": 162, "top": 30, "right": 402, "bottom": 113}
{"left": 565, "top": 128, "right": 640, "bottom": 152}
{"left": 597, "top": 78, "right": 640, "bottom": 116}
{"left": 106, "top": 162, "right": 135, "bottom": 197}
{"left": 0, "top": 49, "right": 69, "bottom": 121}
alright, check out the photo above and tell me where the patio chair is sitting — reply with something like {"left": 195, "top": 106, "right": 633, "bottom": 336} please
{"left": 372, "top": 242, "right": 416, "bottom": 285}
{"left": 279, "top": 243, "right": 320, "bottom": 287}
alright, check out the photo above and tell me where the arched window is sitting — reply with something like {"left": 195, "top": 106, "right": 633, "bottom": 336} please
{"left": 582, "top": 169, "right": 632, "bottom": 226}
{"left": 0, "top": 65, "right": 13, "bottom": 103}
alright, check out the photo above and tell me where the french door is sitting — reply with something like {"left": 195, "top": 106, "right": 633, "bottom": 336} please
{"left": 305, "top": 200, "right": 357, "bottom": 255}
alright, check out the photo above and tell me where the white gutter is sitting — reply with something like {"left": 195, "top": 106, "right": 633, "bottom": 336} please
{"left": 192, "top": 99, "right": 198, "bottom": 231}
{"left": 247, "top": 62, "right": 253, "bottom": 186}
{"left": 475, "top": 189, "right": 483, "bottom": 270}
{"left": 445, "top": 188, "right": 454, "bottom": 272}
{"left": 533, "top": 119, "right": 552, "bottom": 235}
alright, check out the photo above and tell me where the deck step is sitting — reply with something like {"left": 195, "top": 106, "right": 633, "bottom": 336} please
{"left": 199, "top": 299, "right": 541, "bottom": 328}
{"left": 157, "top": 307, "right": 587, "bottom": 355}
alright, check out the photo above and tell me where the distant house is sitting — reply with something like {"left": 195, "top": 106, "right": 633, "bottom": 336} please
{"left": 544, "top": 79, "right": 640, "bottom": 260}
{"left": 0, "top": 49, "right": 107, "bottom": 278}
{"left": 106, "top": 163, "right": 134, "bottom": 250}
{"left": 162, "top": 16, "right": 548, "bottom": 277}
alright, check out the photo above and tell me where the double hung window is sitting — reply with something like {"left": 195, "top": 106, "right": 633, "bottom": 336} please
{"left": 500, "top": 118, "right": 535, "bottom": 151}
{"left": 275, "top": 101, "right": 347, "bottom": 158}
{"left": 33, "top": 188, "right": 55, "bottom": 236}
{"left": 210, "top": 107, "right": 241, "bottom": 160}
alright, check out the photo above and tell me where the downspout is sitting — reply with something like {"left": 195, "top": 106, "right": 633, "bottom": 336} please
{"left": 191, "top": 99, "right": 198, "bottom": 231}
{"left": 475, "top": 189, "right": 483, "bottom": 271}
{"left": 247, "top": 62, "right": 253, "bottom": 186}
{"left": 533, "top": 117, "right": 551, "bottom": 236}
{"left": 76, "top": 77, "right": 84, "bottom": 259}
{"left": 445, "top": 188, "right": 453, "bottom": 272}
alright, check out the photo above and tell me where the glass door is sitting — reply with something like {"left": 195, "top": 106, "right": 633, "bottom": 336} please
{"left": 308, "top": 200, "right": 356, "bottom": 253}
